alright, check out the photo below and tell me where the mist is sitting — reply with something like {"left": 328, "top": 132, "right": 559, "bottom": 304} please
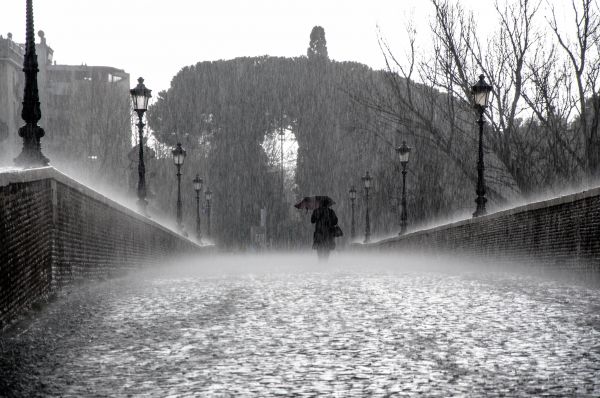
{"left": 2, "top": 0, "right": 600, "bottom": 395}
{"left": 2, "top": 252, "right": 598, "bottom": 396}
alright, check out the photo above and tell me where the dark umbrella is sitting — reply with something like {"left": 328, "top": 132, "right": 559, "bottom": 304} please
{"left": 294, "top": 196, "right": 335, "bottom": 210}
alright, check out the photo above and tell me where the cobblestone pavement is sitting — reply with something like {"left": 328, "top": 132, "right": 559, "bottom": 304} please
{"left": 1, "top": 254, "right": 600, "bottom": 397}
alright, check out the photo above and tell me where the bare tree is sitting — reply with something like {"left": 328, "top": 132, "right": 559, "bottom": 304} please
{"left": 549, "top": 0, "right": 600, "bottom": 179}
{"left": 358, "top": 0, "right": 600, "bottom": 203}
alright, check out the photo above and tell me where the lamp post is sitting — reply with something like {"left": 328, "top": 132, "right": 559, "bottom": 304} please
{"left": 205, "top": 188, "right": 212, "bottom": 239}
{"left": 396, "top": 141, "right": 412, "bottom": 235}
{"left": 14, "top": 0, "right": 49, "bottom": 168}
{"left": 129, "top": 77, "right": 152, "bottom": 215}
{"left": 193, "top": 174, "right": 203, "bottom": 241}
{"left": 362, "top": 171, "right": 372, "bottom": 243}
{"left": 172, "top": 143, "right": 186, "bottom": 231}
{"left": 471, "top": 74, "right": 492, "bottom": 218}
{"left": 279, "top": 123, "right": 285, "bottom": 197}
{"left": 349, "top": 186, "right": 357, "bottom": 239}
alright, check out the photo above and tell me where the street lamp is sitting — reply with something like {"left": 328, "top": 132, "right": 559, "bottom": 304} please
{"left": 193, "top": 174, "right": 203, "bottom": 242}
{"left": 279, "top": 123, "right": 285, "bottom": 197}
{"left": 129, "top": 77, "right": 152, "bottom": 215}
{"left": 362, "top": 171, "right": 372, "bottom": 243}
{"left": 396, "top": 141, "right": 412, "bottom": 235}
{"left": 205, "top": 188, "right": 212, "bottom": 239}
{"left": 14, "top": 0, "right": 49, "bottom": 168}
{"left": 172, "top": 142, "right": 186, "bottom": 231}
{"left": 349, "top": 186, "right": 357, "bottom": 239}
{"left": 471, "top": 74, "right": 492, "bottom": 217}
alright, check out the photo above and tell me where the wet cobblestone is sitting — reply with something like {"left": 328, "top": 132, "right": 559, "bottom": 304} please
{"left": 1, "top": 254, "right": 600, "bottom": 396}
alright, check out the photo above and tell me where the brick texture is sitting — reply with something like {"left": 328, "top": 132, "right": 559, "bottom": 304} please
{"left": 0, "top": 179, "right": 53, "bottom": 329}
{"left": 1, "top": 169, "right": 202, "bottom": 328}
{"left": 369, "top": 191, "right": 600, "bottom": 272}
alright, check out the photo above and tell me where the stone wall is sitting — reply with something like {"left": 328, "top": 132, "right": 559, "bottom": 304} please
{"left": 0, "top": 167, "right": 204, "bottom": 328}
{"left": 367, "top": 188, "right": 600, "bottom": 271}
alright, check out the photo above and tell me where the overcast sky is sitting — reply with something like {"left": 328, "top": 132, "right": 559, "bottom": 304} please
{"left": 2, "top": 1, "right": 501, "bottom": 95}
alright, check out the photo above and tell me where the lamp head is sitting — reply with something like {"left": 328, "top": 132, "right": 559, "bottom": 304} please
{"left": 362, "top": 171, "right": 372, "bottom": 189}
{"left": 349, "top": 186, "right": 357, "bottom": 200}
{"left": 172, "top": 142, "right": 186, "bottom": 166}
{"left": 396, "top": 141, "right": 412, "bottom": 166}
{"left": 193, "top": 174, "right": 203, "bottom": 192}
{"left": 130, "top": 77, "right": 152, "bottom": 112}
{"left": 471, "top": 74, "right": 492, "bottom": 108}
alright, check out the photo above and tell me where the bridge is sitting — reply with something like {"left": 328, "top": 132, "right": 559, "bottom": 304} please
{"left": 1, "top": 166, "right": 600, "bottom": 396}
{"left": 2, "top": 0, "right": 599, "bottom": 394}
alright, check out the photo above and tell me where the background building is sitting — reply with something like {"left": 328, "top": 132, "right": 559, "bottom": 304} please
{"left": 0, "top": 31, "right": 130, "bottom": 185}
{"left": 0, "top": 33, "right": 24, "bottom": 161}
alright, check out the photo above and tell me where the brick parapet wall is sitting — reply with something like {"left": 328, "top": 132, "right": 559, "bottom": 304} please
{"left": 0, "top": 167, "right": 204, "bottom": 328}
{"left": 0, "top": 179, "right": 53, "bottom": 328}
{"left": 363, "top": 187, "right": 600, "bottom": 270}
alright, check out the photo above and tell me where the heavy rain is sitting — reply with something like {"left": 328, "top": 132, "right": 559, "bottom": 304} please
{"left": 1, "top": 0, "right": 600, "bottom": 396}
{"left": 2, "top": 254, "right": 600, "bottom": 396}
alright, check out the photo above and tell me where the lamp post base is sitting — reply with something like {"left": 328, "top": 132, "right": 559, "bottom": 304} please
{"left": 14, "top": 125, "right": 49, "bottom": 168}
{"left": 178, "top": 225, "right": 188, "bottom": 238}
{"left": 473, "top": 209, "right": 487, "bottom": 217}
{"left": 473, "top": 197, "right": 487, "bottom": 217}
{"left": 14, "top": 149, "right": 49, "bottom": 169}
{"left": 137, "top": 198, "right": 149, "bottom": 217}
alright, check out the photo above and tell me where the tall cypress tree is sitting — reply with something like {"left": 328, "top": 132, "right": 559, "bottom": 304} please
{"left": 307, "top": 26, "right": 329, "bottom": 60}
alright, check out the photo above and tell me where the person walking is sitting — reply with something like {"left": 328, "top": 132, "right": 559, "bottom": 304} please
{"left": 311, "top": 198, "right": 340, "bottom": 260}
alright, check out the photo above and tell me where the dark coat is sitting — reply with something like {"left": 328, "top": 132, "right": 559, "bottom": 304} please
{"left": 311, "top": 207, "right": 338, "bottom": 250}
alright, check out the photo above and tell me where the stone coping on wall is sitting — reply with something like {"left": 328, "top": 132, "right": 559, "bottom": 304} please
{"left": 0, "top": 166, "right": 201, "bottom": 249}
{"left": 366, "top": 185, "right": 600, "bottom": 247}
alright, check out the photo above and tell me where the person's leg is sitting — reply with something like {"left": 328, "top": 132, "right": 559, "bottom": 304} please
{"left": 317, "top": 249, "right": 330, "bottom": 261}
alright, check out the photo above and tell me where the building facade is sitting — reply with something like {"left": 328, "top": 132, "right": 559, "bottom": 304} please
{"left": 0, "top": 31, "right": 130, "bottom": 184}
{"left": 0, "top": 33, "right": 25, "bottom": 162}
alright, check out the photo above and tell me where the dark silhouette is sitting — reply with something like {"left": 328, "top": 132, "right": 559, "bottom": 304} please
{"left": 294, "top": 195, "right": 334, "bottom": 211}
{"left": 311, "top": 202, "right": 339, "bottom": 260}
{"left": 307, "top": 26, "right": 329, "bottom": 60}
{"left": 14, "top": 0, "right": 49, "bottom": 168}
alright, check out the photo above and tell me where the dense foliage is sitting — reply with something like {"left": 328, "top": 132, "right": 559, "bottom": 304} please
{"left": 147, "top": 50, "right": 475, "bottom": 249}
